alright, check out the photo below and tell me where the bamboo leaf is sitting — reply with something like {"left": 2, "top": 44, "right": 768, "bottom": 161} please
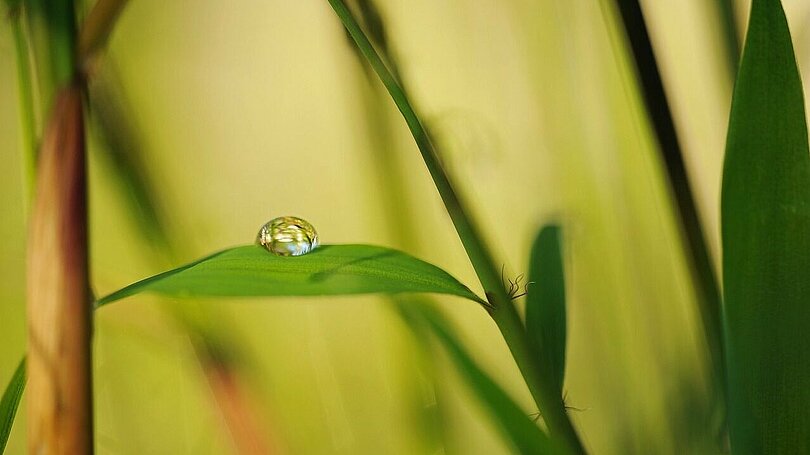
{"left": 721, "top": 0, "right": 810, "bottom": 452}
{"left": 97, "top": 244, "right": 485, "bottom": 307}
{"left": 398, "top": 304, "right": 559, "bottom": 455}
{"left": 525, "top": 225, "right": 566, "bottom": 396}
{"left": 0, "top": 358, "right": 26, "bottom": 453}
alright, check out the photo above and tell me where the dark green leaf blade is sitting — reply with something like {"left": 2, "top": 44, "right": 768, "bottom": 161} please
{"left": 526, "top": 225, "right": 566, "bottom": 396}
{"left": 398, "top": 303, "right": 559, "bottom": 455}
{"left": 721, "top": 0, "right": 810, "bottom": 452}
{"left": 1, "top": 357, "right": 26, "bottom": 453}
{"left": 96, "top": 244, "right": 485, "bottom": 306}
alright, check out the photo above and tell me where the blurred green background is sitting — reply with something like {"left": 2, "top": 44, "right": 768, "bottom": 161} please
{"left": 2, "top": 0, "right": 810, "bottom": 453}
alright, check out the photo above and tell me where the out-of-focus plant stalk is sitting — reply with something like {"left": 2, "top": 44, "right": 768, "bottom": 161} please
{"left": 77, "top": 0, "right": 128, "bottom": 73}
{"left": 9, "top": 5, "right": 38, "bottom": 203}
{"left": 27, "top": 83, "right": 93, "bottom": 455}
{"left": 25, "top": 0, "right": 77, "bottom": 116}
{"left": 23, "top": 0, "right": 95, "bottom": 452}
{"left": 202, "top": 357, "right": 276, "bottom": 455}
{"left": 328, "top": 1, "right": 585, "bottom": 453}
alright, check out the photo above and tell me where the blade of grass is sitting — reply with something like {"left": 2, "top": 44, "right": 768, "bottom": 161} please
{"left": 328, "top": 0, "right": 499, "bottom": 296}
{"left": 326, "top": 2, "right": 585, "bottom": 452}
{"left": 89, "top": 79, "right": 171, "bottom": 253}
{"left": 0, "top": 358, "right": 26, "bottom": 454}
{"left": 344, "top": 5, "right": 451, "bottom": 450}
{"left": 526, "top": 225, "right": 567, "bottom": 397}
{"left": 8, "top": 4, "right": 38, "bottom": 203}
{"left": 612, "top": 0, "right": 725, "bottom": 399}
{"left": 398, "top": 303, "right": 559, "bottom": 455}
{"left": 721, "top": 0, "right": 810, "bottom": 452}
{"left": 96, "top": 244, "right": 487, "bottom": 307}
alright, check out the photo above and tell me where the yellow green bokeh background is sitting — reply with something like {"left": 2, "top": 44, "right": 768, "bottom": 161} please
{"left": 1, "top": 0, "right": 810, "bottom": 453}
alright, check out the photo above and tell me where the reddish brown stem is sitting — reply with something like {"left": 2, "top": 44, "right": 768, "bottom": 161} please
{"left": 27, "top": 83, "right": 93, "bottom": 454}
{"left": 203, "top": 359, "right": 277, "bottom": 455}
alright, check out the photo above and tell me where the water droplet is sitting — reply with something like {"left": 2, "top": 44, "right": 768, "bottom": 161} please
{"left": 256, "top": 216, "right": 319, "bottom": 256}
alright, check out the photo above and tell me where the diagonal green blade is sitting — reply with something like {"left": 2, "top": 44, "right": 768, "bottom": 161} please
{"left": 526, "top": 225, "right": 567, "bottom": 396}
{"left": 96, "top": 244, "right": 485, "bottom": 307}
{"left": 0, "top": 357, "right": 26, "bottom": 453}
{"left": 398, "top": 303, "right": 560, "bottom": 454}
{"left": 721, "top": 0, "right": 810, "bottom": 452}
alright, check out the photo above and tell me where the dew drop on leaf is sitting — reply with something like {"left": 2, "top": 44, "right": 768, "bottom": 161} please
{"left": 256, "top": 216, "right": 320, "bottom": 256}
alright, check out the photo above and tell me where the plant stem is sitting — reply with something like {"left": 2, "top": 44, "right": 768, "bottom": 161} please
{"left": 27, "top": 83, "right": 93, "bottom": 455}
{"left": 25, "top": 0, "right": 77, "bottom": 113}
{"left": 327, "top": 1, "right": 585, "bottom": 452}
{"left": 23, "top": 1, "right": 95, "bottom": 452}
{"left": 77, "top": 0, "right": 129, "bottom": 71}
{"left": 612, "top": 0, "right": 726, "bottom": 398}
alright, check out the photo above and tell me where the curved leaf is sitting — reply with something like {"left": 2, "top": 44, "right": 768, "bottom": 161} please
{"left": 1, "top": 357, "right": 26, "bottom": 453}
{"left": 398, "top": 303, "right": 559, "bottom": 455}
{"left": 97, "top": 244, "right": 485, "bottom": 307}
{"left": 721, "top": 0, "right": 810, "bottom": 452}
{"left": 526, "top": 225, "right": 566, "bottom": 396}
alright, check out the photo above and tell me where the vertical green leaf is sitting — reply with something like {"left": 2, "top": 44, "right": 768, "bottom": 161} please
{"left": 526, "top": 225, "right": 566, "bottom": 396}
{"left": 0, "top": 358, "right": 26, "bottom": 453}
{"left": 398, "top": 304, "right": 559, "bottom": 455}
{"left": 721, "top": 0, "right": 810, "bottom": 452}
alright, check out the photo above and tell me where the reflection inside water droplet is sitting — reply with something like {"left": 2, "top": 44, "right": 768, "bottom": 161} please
{"left": 256, "top": 216, "right": 319, "bottom": 256}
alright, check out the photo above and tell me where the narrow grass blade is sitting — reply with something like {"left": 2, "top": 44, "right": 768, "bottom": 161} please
{"left": 721, "top": 0, "right": 810, "bottom": 452}
{"left": 97, "top": 244, "right": 486, "bottom": 306}
{"left": 0, "top": 358, "right": 26, "bottom": 453}
{"left": 89, "top": 78, "right": 171, "bottom": 252}
{"left": 613, "top": 0, "right": 725, "bottom": 391}
{"left": 8, "top": 4, "right": 38, "bottom": 202}
{"left": 327, "top": 2, "right": 585, "bottom": 451}
{"left": 526, "top": 225, "right": 566, "bottom": 396}
{"left": 399, "top": 304, "right": 559, "bottom": 455}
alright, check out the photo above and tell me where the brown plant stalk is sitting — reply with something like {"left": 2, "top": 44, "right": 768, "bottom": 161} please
{"left": 202, "top": 357, "right": 277, "bottom": 455}
{"left": 27, "top": 82, "right": 93, "bottom": 454}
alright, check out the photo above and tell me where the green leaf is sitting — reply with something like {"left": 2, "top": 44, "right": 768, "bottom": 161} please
{"left": 721, "top": 0, "right": 810, "bottom": 452}
{"left": 89, "top": 79, "right": 172, "bottom": 253}
{"left": 398, "top": 303, "right": 559, "bottom": 455}
{"left": 526, "top": 225, "right": 566, "bottom": 396}
{"left": 1, "top": 357, "right": 26, "bottom": 453}
{"left": 96, "top": 244, "right": 485, "bottom": 307}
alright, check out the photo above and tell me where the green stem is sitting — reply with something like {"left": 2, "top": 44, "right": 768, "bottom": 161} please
{"left": 26, "top": 0, "right": 78, "bottom": 112}
{"left": 10, "top": 8, "right": 38, "bottom": 204}
{"left": 327, "top": 1, "right": 585, "bottom": 452}
{"left": 77, "top": 0, "right": 129, "bottom": 68}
